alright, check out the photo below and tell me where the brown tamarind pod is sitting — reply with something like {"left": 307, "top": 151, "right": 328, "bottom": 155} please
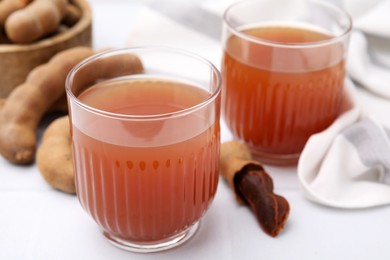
{"left": 220, "top": 141, "right": 290, "bottom": 237}
{"left": 36, "top": 115, "right": 74, "bottom": 194}
{"left": 0, "top": 47, "right": 95, "bottom": 165}
{"left": 0, "top": 0, "right": 30, "bottom": 27}
{"left": 5, "top": 0, "right": 68, "bottom": 43}
{"left": 70, "top": 52, "right": 144, "bottom": 96}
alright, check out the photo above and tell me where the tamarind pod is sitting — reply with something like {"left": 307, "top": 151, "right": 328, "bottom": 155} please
{"left": 50, "top": 51, "right": 143, "bottom": 114}
{"left": 71, "top": 52, "right": 144, "bottom": 95}
{"left": 220, "top": 140, "right": 263, "bottom": 201}
{"left": 220, "top": 141, "right": 290, "bottom": 237}
{"left": 36, "top": 115, "right": 75, "bottom": 194}
{"left": 5, "top": 0, "right": 67, "bottom": 43}
{"left": 0, "top": 0, "right": 30, "bottom": 27}
{"left": 0, "top": 47, "right": 95, "bottom": 164}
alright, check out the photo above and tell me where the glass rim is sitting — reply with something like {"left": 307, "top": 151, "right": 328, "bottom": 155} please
{"left": 223, "top": 0, "right": 353, "bottom": 48}
{"left": 65, "top": 46, "right": 222, "bottom": 121}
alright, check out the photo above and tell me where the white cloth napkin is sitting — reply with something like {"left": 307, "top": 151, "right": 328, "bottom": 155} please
{"left": 125, "top": 0, "right": 390, "bottom": 208}
{"left": 298, "top": 79, "right": 390, "bottom": 208}
{"left": 298, "top": 0, "right": 390, "bottom": 208}
{"left": 344, "top": 0, "right": 390, "bottom": 98}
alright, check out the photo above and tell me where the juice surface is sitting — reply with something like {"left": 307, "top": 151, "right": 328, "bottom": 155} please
{"left": 222, "top": 25, "right": 345, "bottom": 155}
{"left": 72, "top": 79, "right": 220, "bottom": 242}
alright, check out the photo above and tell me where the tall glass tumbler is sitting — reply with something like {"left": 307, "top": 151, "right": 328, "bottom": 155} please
{"left": 66, "top": 47, "right": 221, "bottom": 253}
{"left": 222, "top": 0, "right": 352, "bottom": 165}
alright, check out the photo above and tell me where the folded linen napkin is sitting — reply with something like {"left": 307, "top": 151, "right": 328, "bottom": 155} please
{"left": 298, "top": 79, "right": 390, "bottom": 208}
{"left": 126, "top": 0, "right": 390, "bottom": 208}
{"left": 295, "top": 0, "right": 390, "bottom": 208}
{"left": 345, "top": 0, "right": 390, "bottom": 98}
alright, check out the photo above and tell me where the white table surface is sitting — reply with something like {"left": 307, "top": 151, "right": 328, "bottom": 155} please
{"left": 1, "top": 1, "right": 390, "bottom": 259}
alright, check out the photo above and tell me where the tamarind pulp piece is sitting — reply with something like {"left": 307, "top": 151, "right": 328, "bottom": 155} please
{"left": 235, "top": 168, "right": 290, "bottom": 237}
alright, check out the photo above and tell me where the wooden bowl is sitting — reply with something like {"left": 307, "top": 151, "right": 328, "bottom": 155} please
{"left": 0, "top": 0, "right": 92, "bottom": 98}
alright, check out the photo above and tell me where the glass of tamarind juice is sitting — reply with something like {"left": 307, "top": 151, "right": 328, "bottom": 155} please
{"left": 222, "top": 0, "right": 352, "bottom": 165}
{"left": 65, "top": 47, "right": 221, "bottom": 253}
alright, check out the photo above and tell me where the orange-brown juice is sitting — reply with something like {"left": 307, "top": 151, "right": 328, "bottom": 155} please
{"left": 72, "top": 79, "right": 220, "bottom": 242}
{"left": 222, "top": 25, "right": 345, "bottom": 156}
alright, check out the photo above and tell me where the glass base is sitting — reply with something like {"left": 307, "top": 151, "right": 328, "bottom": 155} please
{"left": 102, "top": 221, "right": 200, "bottom": 253}
{"left": 250, "top": 147, "right": 300, "bottom": 166}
